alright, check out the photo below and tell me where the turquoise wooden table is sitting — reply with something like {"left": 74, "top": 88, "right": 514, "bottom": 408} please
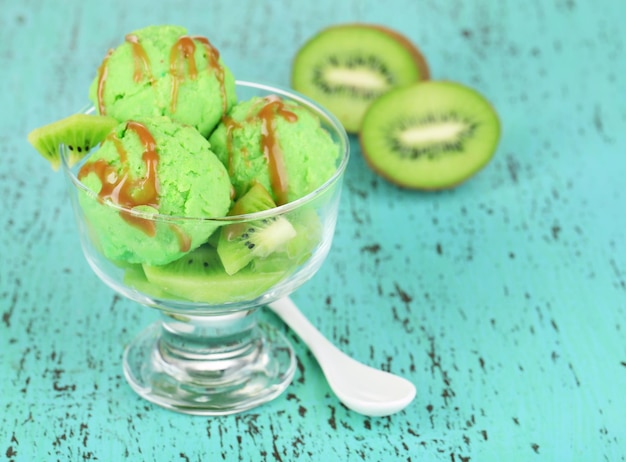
{"left": 2, "top": 0, "right": 625, "bottom": 460}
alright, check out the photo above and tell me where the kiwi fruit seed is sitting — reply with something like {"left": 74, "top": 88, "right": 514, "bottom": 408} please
{"left": 291, "top": 23, "right": 429, "bottom": 133}
{"left": 217, "top": 183, "right": 297, "bottom": 275}
{"left": 27, "top": 114, "right": 118, "bottom": 170}
{"left": 359, "top": 80, "right": 501, "bottom": 190}
{"left": 142, "top": 244, "right": 285, "bottom": 304}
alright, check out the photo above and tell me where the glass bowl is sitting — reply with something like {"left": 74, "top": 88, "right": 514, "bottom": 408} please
{"left": 61, "top": 81, "right": 349, "bottom": 415}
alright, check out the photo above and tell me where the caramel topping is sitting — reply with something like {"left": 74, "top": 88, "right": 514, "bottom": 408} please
{"left": 221, "top": 115, "right": 242, "bottom": 176}
{"left": 224, "top": 96, "right": 299, "bottom": 205}
{"left": 96, "top": 33, "right": 228, "bottom": 120}
{"left": 169, "top": 36, "right": 198, "bottom": 113}
{"left": 96, "top": 34, "right": 153, "bottom": 115}
{"left": 170, "top": 224, "right": 191, "bottom": 253}
{"left": 96, "top": 50, "right": 113, "bottom": 115}
{"left": 193, "top": 36, "right": 228, "bottom": 113}
{"left": 258, "top": 97, "right": 297, "bottom": 205}
{"left": 79, "top": 121, "right": 160, "bottom": 236}
{"left": 125, "top": 34, "right": 154, "bottom": 84}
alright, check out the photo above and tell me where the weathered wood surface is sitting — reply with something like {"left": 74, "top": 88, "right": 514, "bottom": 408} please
{"left": 2, "top": 0, "right": 625, "bottom": 460}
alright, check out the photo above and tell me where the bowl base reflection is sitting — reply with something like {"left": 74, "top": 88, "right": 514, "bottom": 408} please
{"left": 122, "top": 309, "right": 296, "bottom": 415}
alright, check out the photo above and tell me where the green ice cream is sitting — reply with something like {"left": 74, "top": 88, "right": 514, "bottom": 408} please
{"left": 89, "top": 25, "right": 237, "bottom": 137}
{"left": 208, "top": 96, "right": 341, "bottom": 204}
{"left": 77, "top": 116, "right": 232, "bottom": 266}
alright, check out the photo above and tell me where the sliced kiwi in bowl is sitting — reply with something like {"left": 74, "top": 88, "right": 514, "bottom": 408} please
{"left": 139, "top": 185, "right": 322, "bottom": 303}
{"left": 141, "top": 244, "right": 286, "bottom": 304}
{"left": 359, "top": 80, "right": 501, "bottom": 190}
{"left": 27, "top": 113, "right": 118, "bottom": 170}
{"left": 291, "top": 23, "right": 429, "bottom": 133}
{"left": 217, "top": 183, "right": 297, "bottom": 275}
{"left": 250, "top": 208, "right": 322, "bottom": 273}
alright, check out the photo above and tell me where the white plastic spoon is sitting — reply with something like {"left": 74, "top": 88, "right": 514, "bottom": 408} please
{"left": 267, "top": 297, "right": 416, "bottom": 417}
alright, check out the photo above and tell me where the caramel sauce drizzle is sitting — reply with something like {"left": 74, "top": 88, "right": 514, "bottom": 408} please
{"left": 95, "top": 33, "right": 228, "bottom": 118}
{"left": 125, "top": 34, "right": 154, "bottom": 84}
{"left": 169, "top": 36, "right": 198, "bottom": 113}
{"left": 79, "top": 121, "right": 160, "bottom": 236}
{"left": 193, "top": 36, "right": 228, "bottom": 114}
{"left": 222, "top": 115, "right": 242, "bottom": 177}
{"left": 169, "top": 223, "right": 191, "bottom": 253}
{"left": 96, "top": 50, "right": 113, "bottom": 115}
{"left": 223, "top": 95, "right": 298, "bottom": 205}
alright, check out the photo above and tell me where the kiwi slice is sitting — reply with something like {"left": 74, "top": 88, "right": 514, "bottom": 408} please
{"left": 359, "top": 81, "right": 501, "bottom": 189}
{"left": 251, "top": 208, "right": 322, "bottom": 273}
{"left": 142, "top": 244, "right": 285, "bottom": 304}
{"left": 217, "top": 183, "right": 297, "bottom": 275}
{"left": 27, "top": 114, "right": 118, "bottom": 170}
{"left": 291, "top": 23, "right": 429, "bottom": 133}
{"left": 123, "top": 264, "right": 175, "bottom": 299}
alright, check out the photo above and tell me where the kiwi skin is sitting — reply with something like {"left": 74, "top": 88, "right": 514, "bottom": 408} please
{"left": 357, "top": 23, "right": 430, "bottom": 82}
{"left": 359, "top": 80, "right": 501, "bottom": 190}
{"left": 293, "top": 23, "right": 430, "bottom": 83}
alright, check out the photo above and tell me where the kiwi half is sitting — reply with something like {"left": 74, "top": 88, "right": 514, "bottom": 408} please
{"left": 27, "top": 114, "right": 118, "bottom": 170}
{"left": 291, "top": 23, "right": 429, "bottom": 133}
{"left": 359, "top": 81, "right": 500, "bottom": 189}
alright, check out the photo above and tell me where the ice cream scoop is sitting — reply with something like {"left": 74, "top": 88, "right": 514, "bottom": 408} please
{"left": 77, "top": 116, "right": 232, "bottom": 265}
{"left": 209, "top": 94, "right": 341, "bottom": 204}
{"left": 89, "top": 25, "right": 237, "bottom": 137}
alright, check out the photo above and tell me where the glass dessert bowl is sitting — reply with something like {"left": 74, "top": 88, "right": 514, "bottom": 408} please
{"left": 61, "top": 81, "right": 349, "bottom": 415}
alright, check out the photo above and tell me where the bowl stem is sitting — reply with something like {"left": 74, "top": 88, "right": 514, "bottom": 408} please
{"left": 123, "top": 308, "right": 296, "bottom": 415}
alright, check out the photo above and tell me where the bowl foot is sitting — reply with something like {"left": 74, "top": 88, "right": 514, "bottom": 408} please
{"left": 122, "top": 316, "right": 296, "bottom": 415}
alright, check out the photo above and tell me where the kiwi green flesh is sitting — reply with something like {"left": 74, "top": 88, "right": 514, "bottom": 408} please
{"left": 218, "top": 216, "right": 297, "bottom": 275}
{"left": 292, "top": 24, "right": 428, "bottom": 133}
{"left": 141, "top": 245, "right": 286, "bottom": 304}
{"left": 27, "top": 114, "right": 118, "bottom": 170}
{"left": 217, "top": 183, "right": 297, "bottom": 275}
{"left": 229, "top": 182, "right": 276, "bottom": 215}
{"left": 124, "top": 265, "right": 174, "bottom": 299}
{"left": 360, "top": 81, "right": 500, "bottom": 189}
{"left": 251, "top": 209, "right": 322, "bottom": 273}
{"left": 128, "top": 209, "right": 322, "bottom": 303}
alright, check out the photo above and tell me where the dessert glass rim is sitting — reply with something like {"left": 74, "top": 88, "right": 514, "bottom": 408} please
{"left": 61, "top": 79, "right": 350, "bottom": 224}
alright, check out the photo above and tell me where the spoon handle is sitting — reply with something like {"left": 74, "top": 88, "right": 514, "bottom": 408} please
{"left": 268, "top": 297, "right": 340, "bottom": 360}
{"left": 268, "top": 297, "right": 417, "bottom": 417}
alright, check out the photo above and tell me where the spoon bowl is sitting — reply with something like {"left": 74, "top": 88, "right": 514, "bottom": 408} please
{"left": 268, "top": 297, "right": 416, "bottom": 417}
